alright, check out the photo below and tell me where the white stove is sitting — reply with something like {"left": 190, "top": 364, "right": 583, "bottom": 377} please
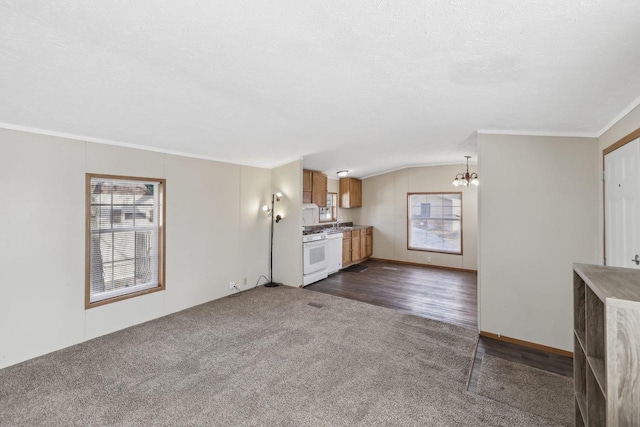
{"left": 302, "top": 230, "right": 327, "bottom": 242}
{"left": 302, "top": 231, "right": 328, "bottom": 286}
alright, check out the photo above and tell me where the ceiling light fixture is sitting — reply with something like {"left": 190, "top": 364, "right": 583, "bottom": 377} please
{"left": 452, "top": 156, "right": 479, "bottom": 187}
{"left": 337, "top": 170, "right": 349, "bottom": 177}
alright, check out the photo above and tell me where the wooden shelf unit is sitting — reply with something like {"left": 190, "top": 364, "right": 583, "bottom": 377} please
{"left": 573, "top": 263, "right": 640, "bottom": 426}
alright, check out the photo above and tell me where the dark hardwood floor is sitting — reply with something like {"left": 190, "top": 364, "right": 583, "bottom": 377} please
{"left": 306, "top": 259, "right": 478, "bottom": 329}
{"left": 305, "top": 259, "right": 573, "bottom": 385}
{"left": 467, "top": 336, "right": 573, "bottom": 392}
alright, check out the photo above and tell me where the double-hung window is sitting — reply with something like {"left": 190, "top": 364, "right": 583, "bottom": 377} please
{"left": 86, "top": 174, "right": 165, "bottom": 308}
{"left": 407, "top": 192, "right": 462, "bottom": 254}
{"left": 319, "top": 193, "right": 338, "bottom": 222}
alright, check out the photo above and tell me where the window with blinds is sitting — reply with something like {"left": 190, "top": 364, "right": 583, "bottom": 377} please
{"left": 86, "top": 174, "right": 165, "bottom": 307}
{"left": 407, "top": 192, "right": 462, "bottom": 255}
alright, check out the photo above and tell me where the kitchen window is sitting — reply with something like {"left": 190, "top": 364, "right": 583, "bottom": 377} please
{"left": 407, "top": 193, "right": 462, "bottom": 255}
{"left": 86, "top": 174, "right": 165, "bottom": 308}
{"left": 319, "top": 192, "right": 337, "bottom": 222}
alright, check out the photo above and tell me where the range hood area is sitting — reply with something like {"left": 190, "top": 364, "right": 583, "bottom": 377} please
{"left": 302, "top": 203, "right": 319, "bottom": 226}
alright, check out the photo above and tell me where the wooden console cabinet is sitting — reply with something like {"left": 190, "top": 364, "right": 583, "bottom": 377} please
{"left": 573, "top": 263, "right": 640, "bottom": 426}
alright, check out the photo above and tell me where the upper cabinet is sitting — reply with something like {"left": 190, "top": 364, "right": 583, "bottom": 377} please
{"left": 302, "top": 170, "right": 312, "bottom": 194}
{"left": 339, "top": 177, "right": 362, "bottom": 208}
{"left": 303, "top": 169, "right": 327, "bottom": 207}
{"left": 312, "top": 172, "right": 327, "bottom": 206}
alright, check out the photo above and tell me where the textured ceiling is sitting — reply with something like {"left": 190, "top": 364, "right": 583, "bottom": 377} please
{"left": 1, "top": 1, "right": 640, "bottom": 178}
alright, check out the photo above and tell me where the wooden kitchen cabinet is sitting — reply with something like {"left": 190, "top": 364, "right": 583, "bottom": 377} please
{"left": 339, "top": 227, "right": 373, "bottom": 268}
{"left": 351, "top": 234, "right": 361, "bottom": 262}
{"left": 302, "top": 170, "right": 312, "bottom": 203}
{"left": 312, "top": 172, "right": 327, "bottom": 207}
{"left": 339, "top": 178, "right": 362, "bottom": 208}
{"left": 342, "top": 231, "right": 352, "bottom": 267}
{"left": 303, "top": 169, "right": 327, "bottom": 207}
{"left": 302, "top": 170, "right": 312, "bottom": 192}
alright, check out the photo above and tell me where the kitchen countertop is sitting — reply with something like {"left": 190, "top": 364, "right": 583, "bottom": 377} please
{"left": 326, "top": 225, "right": 371, "bottom": 234}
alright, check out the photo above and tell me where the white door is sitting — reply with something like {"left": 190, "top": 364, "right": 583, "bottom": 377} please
{"left": 605, "top": 137, "right": 640, "bottom": 268}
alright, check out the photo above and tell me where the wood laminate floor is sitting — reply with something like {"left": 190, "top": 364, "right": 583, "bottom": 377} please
{"left": 305, "top": 259, "right": 573, "bottom": 384}
{"left": 306, "top": 259, "right": 478, "bottom": 329}
{"left": 467, "top": 336, "right": 574, "bottom": 390}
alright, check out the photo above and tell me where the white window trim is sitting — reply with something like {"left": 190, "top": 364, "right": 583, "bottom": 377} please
{"left": 85, "top": 173, "right": 166, "bottom": 309}
{"left": 407, "top": 192, "right": 463, "bottom": 255}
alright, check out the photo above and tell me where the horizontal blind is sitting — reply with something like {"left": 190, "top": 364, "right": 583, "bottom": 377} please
{"left": 89, "top": 177, "right": 161, "bottom": 303}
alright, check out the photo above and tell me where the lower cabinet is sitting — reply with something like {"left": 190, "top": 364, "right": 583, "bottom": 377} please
{"left": 342, "top": 232, "right": 352, "bottom": 267}
{"left": 341, "top": 227, "right": 373, "bottom": 268}
{"left": 351, "top": 234, "right": 361, "bottom": 261}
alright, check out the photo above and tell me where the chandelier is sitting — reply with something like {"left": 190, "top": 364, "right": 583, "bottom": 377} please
{"left": 452, "top": 156, "right": 478, "bottom": 187}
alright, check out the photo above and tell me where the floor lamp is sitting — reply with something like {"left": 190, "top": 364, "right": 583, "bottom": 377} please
{"left": 263, "top": 192, "right": 283, "bottom": 287}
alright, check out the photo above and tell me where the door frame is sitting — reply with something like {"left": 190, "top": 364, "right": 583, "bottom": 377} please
{"left": 603, "top": 127, "right": 640, "bottom": 264}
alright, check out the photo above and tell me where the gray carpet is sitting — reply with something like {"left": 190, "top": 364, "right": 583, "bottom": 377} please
{"left": 477, "top": 355, "right": 574, "bottom": 426}
{"left": 1, "top": 286, "right": 564, "bottom": 426}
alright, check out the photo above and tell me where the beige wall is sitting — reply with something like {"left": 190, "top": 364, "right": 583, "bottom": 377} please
{"left": 478, "top": 134, "right": 599, "bottom": 351}
{"left": 0, "top": 128, "right": 270, "bottom": 369}
{"left": 355, "top": 165, "right": 478, "bottom": 271}
{"left": 597, "top": 104, "right": 640, "bottom": 261}
{"left": 272, "top": 160, "right": 303, "bottom": 287}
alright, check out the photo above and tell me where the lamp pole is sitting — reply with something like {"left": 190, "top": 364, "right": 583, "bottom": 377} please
{"left": 265, "top": 193, "right": 281, "bottom": 287}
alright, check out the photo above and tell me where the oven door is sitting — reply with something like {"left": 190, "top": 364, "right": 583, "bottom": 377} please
{"left": 303, "top": 239, "right": 328, "bottom": 275}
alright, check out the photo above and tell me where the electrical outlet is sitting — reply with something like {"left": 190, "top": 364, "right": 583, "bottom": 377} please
{"left": 427, "top": 256, "right": 432, "bottom": 263}
{"left": 228, "top": 281, "right": 235, "bottom": 290}
{"left": 243, "top": 277, "right": 247, "bottom": 285}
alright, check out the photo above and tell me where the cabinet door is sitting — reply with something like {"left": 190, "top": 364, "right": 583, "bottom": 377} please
{"left": 339, "top": 178, "right": 350, "bottom": 208}
{"left": 312, "top": 172, "right": 327, "bottom": 207}
{"left": 342, "top": 238, "right": 351, "bottom": 266}
{"left": 360, "top": 234, "right": 366, "bottom": 258}
{"left": 339, "top": 178, "right": 362, "bottom": 208}
{"left": 303, "top": 170, "right": 312, "bottom": 203}
{"left": 351, "top": 179, "right": 362, "bottom": 208}
{"left": 366, "top": 234, "right": 372, "bottom": 257}
{"left": 302, "top": 170, "right": 312, "bottom": 192}
{"left": 352, "top": 236, "right": 361, "bottom": 261}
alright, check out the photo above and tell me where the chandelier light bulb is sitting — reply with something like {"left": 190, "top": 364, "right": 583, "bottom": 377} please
{"left": 452, "top": 156, "right": 478, "bottom": 188}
